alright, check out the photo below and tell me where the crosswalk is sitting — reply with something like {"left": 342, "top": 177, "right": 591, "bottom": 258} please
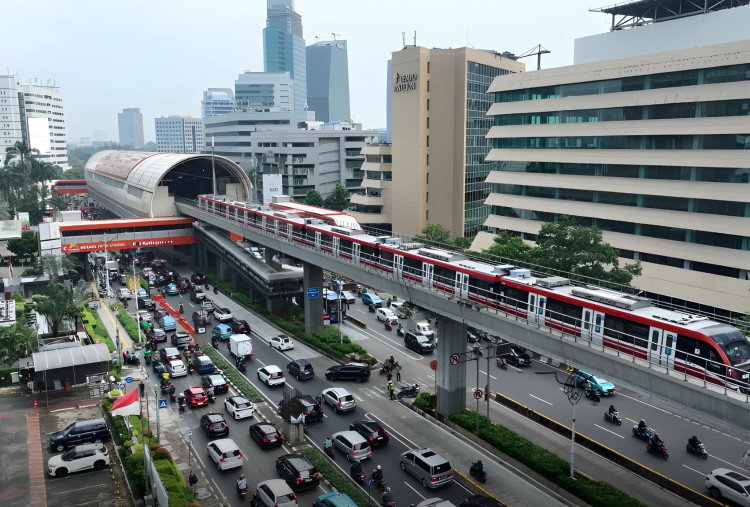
{"left": 355, "top": 374, "right": 434, "bottom": 400}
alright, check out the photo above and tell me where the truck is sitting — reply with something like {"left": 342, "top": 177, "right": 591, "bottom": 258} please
{"left": 228, "top": 333, "right": 253, "bottom": 358}
{"left": 105, "top": 260, "right": 119, "bottom": 281}
{"left": 331, "top": 279, "right": 358, "bottom": 294}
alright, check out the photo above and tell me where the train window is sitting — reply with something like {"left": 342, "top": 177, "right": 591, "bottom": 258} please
{"left": 403, "top": 257, "right": 422, "bottom": 276}
{"left": 433, "top": 265, "right": 454, "bottom": 287}
{"left": 470, "top": 276, "right": 499, "bottom": 298}
{"left": 545, "top": 299, "right": 580, "bottom": 326}
{"left": 583, "top": 310, "right": 590, "bottom": 330}
{"left": 650, "top": 330, "right": 659, "bottom": 351}
{"left": 381, "top": 250, "right": 394, "bottom": 264}
{"left": 321, "top": 234, "right": 333, "bottom": 250}
{"left": 340, "top": 239, "right": 353, "bottom": 256}
{"left": 626, "top": 322, "right": 649, "bottom": 348}
{"left": 503, "top": 286, "right": 528, "bottom": 311}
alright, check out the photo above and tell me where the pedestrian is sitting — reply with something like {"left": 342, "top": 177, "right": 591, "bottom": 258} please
{"left": 386, "top": 371, "right": 392, "bottom": 383}
{"left": 388, "top": 381, "right": 395, "bottom": 400}
{"left": 188, "top": 470, "right": 198, "bottom": 497}
{"left": 395, "top": 364, "right": 402, "bottom": 382}
{"left": 123, "top": 350, "right": 129, "bottom": 362}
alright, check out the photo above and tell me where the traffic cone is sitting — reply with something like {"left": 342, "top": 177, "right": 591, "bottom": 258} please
{"left": 33, "top": 398, "right": 38, "bottom": 408}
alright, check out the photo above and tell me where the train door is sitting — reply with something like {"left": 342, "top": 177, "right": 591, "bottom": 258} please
{"left": 332, "top": 236, "right": 340, "bottom": 256}
{"left": 353, "top": 243, "right": 360, "bottom": 263}
{"left": 527, "top": 293, "right": 546, "bottom": 325}
{"left": 648, "top": 328, "right": 675, "bottom": 368}
{"left": 394, "top": 255, "right": 403, "bottom": 277}
{"left": 422, "top": 262, "right": 434, "bottom": 287}
{"left": 581, "top": 308, "right": 605, "bottom": 345}
{"left": 455, "top": 272, "right": 469, "bottom": 300}
{"left": 314, "top": 231, "right": 321, "bottom": 251}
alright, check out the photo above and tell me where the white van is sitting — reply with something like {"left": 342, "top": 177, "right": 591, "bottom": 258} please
{"left": 376, "top": 307, "right": 399, "bottom": 324}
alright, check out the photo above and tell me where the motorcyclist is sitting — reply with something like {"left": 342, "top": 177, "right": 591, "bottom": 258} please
{"left": 649, "top": 433, "right": 663, "bottom": 450}
{"left": 472, "top": 459, "right": 484, "bottom": 474}
{"left": 206, "top": 386, "right": 215, "bottom": 400}
{"left": 688, "top": 435, "right": 701, "bottom": 449}
{"left": 608, "top": 405, "right": 617, "bottom": 415}
{"left": 382, "top": 486, "right": 395, "bottom": 505}
{"left": 236, "top": 473, "right": 247, "bottom": 490}
{"left": 372, "top": 464, "right": 383, "bottom": 485}
{"left": 324, "top": 436, "right": 333, "bottom": 452}
{"left": 638, "top": 419, "right": 647, "bottom": 433}
{"left": 350, "top": 460, "right": 362, "bottom": 477}
{"left": 179, "top": 302, "right": 184, "bottom": 314}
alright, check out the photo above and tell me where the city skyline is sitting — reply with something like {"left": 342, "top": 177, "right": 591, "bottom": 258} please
{"left": 3, "top": 0, "right": 607, "bottom": 142}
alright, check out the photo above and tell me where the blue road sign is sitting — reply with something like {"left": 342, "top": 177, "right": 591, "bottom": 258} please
{"left": 125, "top": 376, "right": 133, "bottom": 383}
{"left": 159, "top": 399, "right": 168, "bottom": 409}
{"left": 307, "top": 287, "right": 319, "bottom": 299}
{"left": 117, "top": 382, "right": 126, "bottom": 390}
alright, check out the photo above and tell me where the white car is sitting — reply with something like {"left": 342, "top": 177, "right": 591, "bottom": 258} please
{"left": 257, "top": 365, "right": 285, "bottom": 386}
{"left": 117, "top": 288, "right": 132, "bottom": 300}
{"left": 253, "top": 479, "right": 297, "bottom": 507}
{"left": 376, "top": 307, "right": 399, "bottom": 324}
{"left": 207, "top": 438, "right": 243, "bottom": 471}
{"left": 245, "top": 246, "right": 263, "bottom": 260}
{"left": 270, "top": 335, "right": 294, "bottom": 351}
{"left": 321, "top": 387, "right": 356, "bottom": 413}
{"left": 706, "top": 468, "right": 750, "bottom": 506}
{"left": 214, "top": 307, "right": 233, "bottom": 322}
{"left": 340, "top": 290, "right": 356, "bottom": 304}
{"left": 225, "top": 396, "right": 255, "bottom": 420}
{"left": 137, "top": 311, "right": 152, "bottom": 323}
{"left": 166, "top": 359, "right": 187, "bottom": 378}
{"left": 48, "top": 443, "right": 109, "bottom": 477}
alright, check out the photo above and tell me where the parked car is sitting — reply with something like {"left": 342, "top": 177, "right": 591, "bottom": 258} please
{"left": 278, "top": 394, "right": 323, "bottom": 423}
{"left": 192, "top": 355, "right": 216, "bottom": 375}
{"left": 231, "top": 318, "right": 251, "bottom": 334}
{"left": 325, "top": 363, "right": 370, "bottom": 383}
{"left": 276, "top": 454, "right": 319, "bottom": 491}
{"left": 190, "top": 289, "right": 206, "bottom": 303}
{"left": 137, "top": 298, "right": 155, "bottom": 310}
{"left": 332, "top": 430, "right": 371, "bottom": 462}
{"left": 361, "top": 292, "right": 383, "bottom": 308}
{"left": 202, "top": 373, "right": 229, "bottom": 394}
{"left": 116, "top": 288, "right": 132, "bottom": 300}
{"left": 400, "top": 448, "right": 453, "bottom": 489}
{"left": 503, "top": 346, "right": 532, "bottom": 367}
{"left": 249, "top": 422, "right": 284, "bottom": 449}
{"left": 253, "top": 479, "right": 296, "bottom": 507}
{"left": 287, "top": 359, "right": 314, "bottom": 380}
{"left": 184, "top": 386, "right": 209, "bottom": 407}
{"left": 193, "top": 310, "right": 211, "bottom": 326}
{"left": 49, "top": 419, "right": 111, "bottom": 452}
{"left": 47, "top": 443, "right": 109, "bottom": 477}
{"left": 706, "top": 468, "right": 750, "bottom": 506}
{"left": 171, "top": 331, "right": 190, "bottom": 349}
{"left": 257, "top": 365, "right": 285, "bottom": 386}
{"left": 270, "top": 335, "right": 294, "bottom": 351}
{"left": 166, "top": 359, "right": 187, "bottom": 378}
{"left": 321, "top": 387, "right": 356, "bottom": 413}
{"left": 575, "top": 370, "right": 616, "bottom": 396}
{"left": 206, "top": 438, "right": 243, "bottom": 471}
{"left": 159, "top": 347, "right": 181, "bottom": 363}
{"left": 191, "top": 273, "right": 207, "bottom": 285}
{"left": 313, "top": 492, "right": 358, "bottom": 507}
{"left": 349, "top": 419, "right": 389, "bottom": 447}
{"left": 200, "top": 413, "right": 229, "bottom": 438}
{"left": 405, "top": 332, "right": 435, "bottom": 353}
{"left": 148, "top": 327, "right": 167, "bottom": 343}
{"left": 224, "top": 396, "right": 255, "bottom": 420}
{"left": 212, "top": 324, "right": 232, "bottom": 341}
{"left": 157, "top": 314, "right": 176, "bottom": 331}
{"left": 214, "top": 307, "right": 233, "bottom": 322}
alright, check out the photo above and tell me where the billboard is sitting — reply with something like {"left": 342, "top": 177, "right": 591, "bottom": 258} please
{"left": 262, "top": 174, "right": 283, "bottom": 206}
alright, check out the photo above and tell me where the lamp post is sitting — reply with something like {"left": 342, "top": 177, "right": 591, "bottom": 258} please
{"left": 154, "top": 384, "right": 160, "bottom": 442}
{"left": 473, "top": 343, "right": 481, "bottom": 432}
{"left": 101, "top": 233, "right": 118, "bottom": 298}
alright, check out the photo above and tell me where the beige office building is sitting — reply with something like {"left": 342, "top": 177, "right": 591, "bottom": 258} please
{"left": 477, "top": 39, "right": 750, "bottom": 314}
{"left": 349, "top": 46, "right": 524, "bottom": 238}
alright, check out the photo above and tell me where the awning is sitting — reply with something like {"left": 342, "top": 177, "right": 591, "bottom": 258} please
{"left": 31, "top": 343, "right": 111, "bottom": 373}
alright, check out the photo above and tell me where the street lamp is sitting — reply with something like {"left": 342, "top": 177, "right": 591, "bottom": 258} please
{"left": 101, "top": 233, "right": 118, "bottom": 298}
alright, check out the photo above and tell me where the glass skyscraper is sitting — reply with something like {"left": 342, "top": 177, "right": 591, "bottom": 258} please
{"left": 306, "top": 40, "right": 351, "bottom": 123}
{"left": 263, "top": 0, "right": 306, "bottom": 111}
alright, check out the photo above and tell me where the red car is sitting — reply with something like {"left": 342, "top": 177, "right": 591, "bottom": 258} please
{"left": 184, "top": 387, "right": 209, "bottom": 407}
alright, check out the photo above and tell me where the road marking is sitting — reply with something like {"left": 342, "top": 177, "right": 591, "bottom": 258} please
{"left": 594, "top": 424, "right": 624, "bottom": 438}
{"left": 683, "top": 464, "right": 706, "bottom": 476}
{"left": 708, "top": 453, "right": 748, "bottom": 472}
{"left": 478, "top": 369, "right": 498, "bottom": 380}
{"left": 343, "top": 320, "right": 423, "bottom": 360}
{"left": 528, "top": 394, "right": 552, "bottom": 406}
{"left": 364, "top": 412, "right": 419, "bottom": 449}
{"left": 403, "top": 481, "right": 426, "bottom": 499}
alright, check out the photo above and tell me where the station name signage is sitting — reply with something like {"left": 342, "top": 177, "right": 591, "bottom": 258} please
{"left": 393, "top": 72, "right": 418, "bottom": 92}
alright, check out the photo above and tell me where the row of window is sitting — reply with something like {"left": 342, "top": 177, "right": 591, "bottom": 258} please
{"left": 495, "top": 134, "right": 750, "bottom": 150}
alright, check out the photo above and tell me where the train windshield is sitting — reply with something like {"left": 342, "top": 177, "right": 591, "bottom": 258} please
{"left": 707, "top": 325, "right": 750, "bottom": 367}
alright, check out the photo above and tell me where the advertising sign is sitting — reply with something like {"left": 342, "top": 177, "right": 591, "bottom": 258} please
{"left": 262, "top": 174, "right": 283, "bottom": 205}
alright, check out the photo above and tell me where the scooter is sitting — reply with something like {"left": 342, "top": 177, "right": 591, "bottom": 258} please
{"left": 585, "top": 388, "right": 601, "bottom": 402}
{"left": 469, "top": 460, "right": 487, "bottom": 483}
{"left": 169, "top": 389, "right": 177, "bottom": 403}
{"left": 686, "top": 438, "right": 708, "bottom": 459}
{"left": 496, "top": 356, "right": 508, "bottom": 370}
{"left": 207, "top": 389, "right": 216, "bottom": 403}
{"left": 647, "top": 438, "right": 669, "bottom": 460}
{"left": 397, "top": 326, "right": 405, "bottom": 337}
{"left": 604, "top": 410, "right": 622, "bottom": 425}
{"left": 632, "top": 424, "right": 653, "bottom": 441}
{"left": 177, "top": 394, "right": 186, "bottom": 411}
{"left": 384, "top": 319, "right": 392, "bottom": 331}
{"left": 212, "top": 336, "right": 219, "bottom": 349}
{"left": 213, "top": 287, "right": 218, "bottom": 294}
{"left": 397, "top": 383, "right": 420, "bottom": 399}
{"left": 236, "top": 359, "right": 247, "bottom": 373}
{"left": 324, "top": 440, "right": 335, "bottom": 459}
{"left": 188, "top": 363, "right": 194, "bottom": 375}
{"left": 236, "top": 475, "right": 248, "bottom": 499}
{"left": 350, "top": 463, "right": 365, "bottom": 485}
{"left": 179, "top": 303, "right": 184, "bottom": 315}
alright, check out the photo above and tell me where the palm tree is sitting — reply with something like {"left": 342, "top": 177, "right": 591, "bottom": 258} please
{"left": 4, "top": 142, "right": 32, "bottom": 193}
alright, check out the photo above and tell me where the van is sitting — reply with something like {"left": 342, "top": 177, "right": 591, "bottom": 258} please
{"left": 331, "top": 430, "right": 371, "bottom": 462}
{"left": 376, "top": 307, "right": 398, "bottom": 324}
{"left": 49, "top": 418, "right": 111, "bottom": 452}
{"left": 400, "top": 448, "right": 453, "bottom": 488}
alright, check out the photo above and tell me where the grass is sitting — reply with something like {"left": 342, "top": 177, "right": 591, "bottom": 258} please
{"left": 301, "top": 447, "right": 369, "bottom": 506}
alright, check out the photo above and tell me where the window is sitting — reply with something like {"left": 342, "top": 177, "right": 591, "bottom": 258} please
{"left": 426, "top": 136, "right": 429, "bottom": 147}
{"left": 426, "top": 154, "right": 429, "bottom": 166}
{"left": 427, "top": 99, "right": 430, "bottom": 111}
{"left": 427, "top": 80, "right": 430, "bottom": 92}
{"left": 427, "top": 62, "right": 430, "bottom": 73}
{"left": 426, "top": 117, "right": 429, "bottom": 129}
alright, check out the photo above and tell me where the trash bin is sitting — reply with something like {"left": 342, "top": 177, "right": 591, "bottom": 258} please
{"left": 10, "top": 372, "right": 19, "bottom": 384}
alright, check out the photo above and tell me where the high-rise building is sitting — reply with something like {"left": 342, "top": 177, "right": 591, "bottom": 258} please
{"left": 263, "top": 0, "right": 306, "bottom": 111}
{"left": 202, "top": 88, "right": 236, "bottom": 118}
{"left": 306, "top": 40, "right": 351, "bottom": 122}
{"left": 155, "top": 116, "right": 204, "bottom": 153}
{"left": 0, "top": 75, "right": 69, "bottom": 169}
{"left": 477, "top": 4, "right": 750, "bottom": 314}
{"left": 349, "top": 47, "right": 524, "bottom": 238}
{"left": 93, "top": 129, "right": 108, "bottom": 142}
{"left": 118, "top": 108, "right": 144, "bottom": 148}
{"left": 235, "top": 72, "right": 294, "bottom": 112}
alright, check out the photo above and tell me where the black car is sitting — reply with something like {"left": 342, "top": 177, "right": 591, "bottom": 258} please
{"left": 460, "top": 495, "right": 503, "bottom": 507}
{"left": 49, "top": 418, "right": 111, "bottom": 452}
{"left": 287, "top": 359, "right": 314, "bottom": 380}
{"left": 325, "top": 363, "right": 370, "bottom": 382}
{"left": 278, "top": 395, "right": 323, "bottom": 423}
{"left": 249, "top": 422, "right": 284, "bottom": 449}
{"left": 201, "top": 373, "right": 230, "bottom": 394}
{"left": 404, "top": 332, "right": 434, "bottom": 353}
{"left": 504, "top": 346, "right": 532, "bottom": 367}
{"left": 191, "top": 273, "right": 207, "bottom": 285}
{"left": 190, "top": 289, "right": 206, "bottom": 303}
{"left": 275, "top": 454, "right": 319, "bottom": 491}
{"left": 349, "top": 419, "right": 389, "bottom": 447}
{"left": 192, "top": 310, "right": 211, "bottom": 326}
{"left": 147, "top": 327, "right": 167, "bottom": 343}
{"left": 171, "top": 331, "right": 190, "bottom": 349}
{"left": 137, "top": 298, "right": 155, "bottom": 310}
{"left": 200, "top": 413, "right": 229, "bottom": 438}
{"left": 231, "top": 318, "right": 251, "bottom": 335}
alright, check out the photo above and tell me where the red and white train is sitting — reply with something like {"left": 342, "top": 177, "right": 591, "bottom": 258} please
{"left": 196, "top": 194, "right": 750, "bottom": 390}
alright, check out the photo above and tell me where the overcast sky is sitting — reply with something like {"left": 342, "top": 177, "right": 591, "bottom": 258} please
{"left": 4, "top": 0, "right": 608, "bottom": 143}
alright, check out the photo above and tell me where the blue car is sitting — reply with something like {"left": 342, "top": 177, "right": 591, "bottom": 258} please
{"left": 158, "top": 314, "right": 177, "bottom": 331}
{"left": 575, "top": 370, "right": 616, "bottom": 396}
{"left": 165, "top": 283, "right": 179, "bottom": 295}
{"left": 136, "top": 288, "right": 148, "bottom": 299}
{"left": 313, "top": 492, "right": 357, "bottom": 507}
{"left": 212, "top": 324, "right": 232, "bottom": 341}
{"left": 361, "top": 292, "right": 382, "bottom": 308}
{"left": 192, "top": 355, "right": 216, "bottom": 375}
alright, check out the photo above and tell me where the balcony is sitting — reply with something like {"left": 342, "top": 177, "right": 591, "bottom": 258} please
{"left": 350, "top": 193, "right": 384, "bottom": 206}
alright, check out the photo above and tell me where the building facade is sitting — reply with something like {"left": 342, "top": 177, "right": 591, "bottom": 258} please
{"left": 155, "top": 116, "right": 204, "bottom": 153}
{"left": 202, "top": 88, "right": 236, "bottom": 118}
{"left": 306, "top": 40, "right": 351, "bottom": 122}
{"left": 263, "top": 0, "right": 306, "bottom": 111}
{"left": 117, "top": 108, "right": 144, "bottom": 148}
{"left": 235, "top": 72, "right": 294, "bottom": 112}
{"left": 0, "top": 75, "right": 68, "bottom": 169}
{"left": 478, "top": 39, "right": 750, "bottom": 313}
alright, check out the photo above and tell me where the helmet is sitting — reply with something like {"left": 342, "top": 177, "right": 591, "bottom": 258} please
{"left": 386, "top": 487, "right": 391, "bottom": 492}
{"left": 239, "top": 474, "right": 245, "bottom": 479}
{"left": 377, "top": 465, "right": 381, "bottom": 470}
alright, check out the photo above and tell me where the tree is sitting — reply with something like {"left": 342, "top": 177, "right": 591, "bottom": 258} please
{"left": 7, "top": 230, "right": 38, "bottom": 263}
{"left": 39, "top": 254, "right": 81, "bottom": 281}
{"left": 483, "top": 231, "right": 534, "bottom": 262}
{"left": 323, "top": 183, "right": 349, "bottom": 211}
{"left": 303, "top": 189, "right": 324, "bottom": 207}
{"left": 4, "top": 141, "right": 32, "bottom": 196}
{"left": 61, "top": 167, "right": 85, "bottom": 179}
{"left": 415, "top": 222, "right": 452, "bottom": 247}
{"left": 46, "top": 196, "right": 67, "bottom": 212}
{"left": 0, "top": 322, "right": 37, "bottom": 366}
{"left": 453, "top": 237, "right": 472, "bottom": 250}
{"left": 32, "top": 281, "right": 78, "bottom": 335}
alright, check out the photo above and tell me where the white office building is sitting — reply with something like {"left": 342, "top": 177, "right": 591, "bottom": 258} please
{"left": 155, "top": 116, "right": 204, "bottom": 153}
{"left": 235, "top": 72, "right": 294, "bottom": 112}
{"left": 202, "top": 88, "right": 236, "bottom": 118}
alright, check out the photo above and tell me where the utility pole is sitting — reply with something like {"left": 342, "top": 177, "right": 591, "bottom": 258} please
{"left": 486, "top": 341, "right": 492, "bottom": 420}
{"left": 474, "top": 343, "right": 480, "bottom": 432}
{"left": 211, "top": 135, "right": 217, "bottom": 195}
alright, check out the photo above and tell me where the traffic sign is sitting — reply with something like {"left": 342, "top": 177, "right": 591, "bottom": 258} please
{"left": 473, "top": 389, "right": 484, "bottom": 400}
{"left": 159, "top": 399, "right": 168, "bottom": 409}
{"left": 449, "top": 354, "right": 460, "bottom": 365}
{"left": 125, "top": 376, "right": 133, "bottom": 383}
{"left": 307, "top": 287, "right": 319, "bottom": 299}
{"left": 116, "top": 382, "right": 126, "bottom": 390}
{"left": 429, "top": 360, "right": 438, "bottom": 371}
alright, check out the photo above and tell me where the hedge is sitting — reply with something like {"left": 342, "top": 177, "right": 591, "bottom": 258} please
{"left": 412, "top": 391, "right": 433, "bottom": 411}
{"left": 301, "top": 448, "right": 369, "bottom": 506}
{"left": 80, "top": 304, "right": 115, "bottom": 352}
{"left": 449, "top": 410, "right": 646, "bottom": 507}
{"left": 154, "top": 459, "right": 194, "bottom": 507}
{"left": 202, "top": 347, "right": 262, "bottom": 403}
{"left": 113, "top": 302, "right": 143, "bottom": 345}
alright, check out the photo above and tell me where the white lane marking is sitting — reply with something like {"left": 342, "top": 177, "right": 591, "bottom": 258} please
{"left": 364, "top": 412, "right": 419, "bottom": 449}
{"left": 342, "top": 320, "right": 423, "bottom": 360}
{"left": 594, "top": 424, "right": 625, "bottom": 438}
{"left": 528, "top": 394, "right": 552, "bottom": 406}
{"left": 683, "top": 464, "right": 706, "bottom": 476}
{"left": 403, "top": 481, "right": 426, "bottom": 499}
{"left": 709, "top": 453, "right": 749, "bottom": 472}
{"left": 188, "top": 440, "right": 206, "bottom": 467}
{"left": 478, "top": 369, "right": 498, "bottom": 380}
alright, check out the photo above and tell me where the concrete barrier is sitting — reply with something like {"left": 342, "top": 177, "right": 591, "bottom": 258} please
{"left": 346, "top": 315, "right": 367, "bottom": 328}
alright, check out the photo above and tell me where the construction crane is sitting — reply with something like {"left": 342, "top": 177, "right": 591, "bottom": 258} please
{"left": 516, "top": 44, "right": 551, "bottom": 71}
{"left": 332, "top": 32, "right": 341, "bottom": 41}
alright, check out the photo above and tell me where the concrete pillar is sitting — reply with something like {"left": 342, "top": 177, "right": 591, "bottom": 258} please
{"left": 436, "top": 319, "right": 467, "bottom": 418}
{"left": 267, "top": 297, "right": 283, "bottom": 313}
{"left": 303, "top": 264, "right": 324, "bottom": 334}
{"left": 283, "top": 421, "right": 305, "bottom": 445}
{"left": 231, "top": 271, "right": 238, "bottom": 292}
{"left": 265, "top": 248, "right": 282, "bottom": 271}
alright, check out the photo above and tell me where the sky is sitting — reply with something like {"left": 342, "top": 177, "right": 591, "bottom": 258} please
{"left": 3, "top": 0, "right": 609, "bottom": 143}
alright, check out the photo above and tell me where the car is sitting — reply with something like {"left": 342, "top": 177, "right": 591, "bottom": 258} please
{"left": 349, "top": 419, "right": 389, "bottom": 447}
{"left": 287, "top": 359, "right": 314, "bottom": 380}
{"left": 159, "top": 347, "right": 181, "bottom": 363}
{"left": 332, "top": 430, "right": 371, "bottom": 462}
{"left": 191, "top": 273, "right": 207, "bottom": 285}
{"left": 137, "top": 310, "right": 152, "bottom": 323}
{"left": 207, "top": 438, "right": 243, "bottom": 471}
{"left": 200, "top": 413, "right": 229, "bottom": 438}
{"left": 253, "top": 478, "right": 296, "bottom": 507}
{"left": 414, "top": 499, "right": 455, "bottom": 507}
{"left": 212, "top": 324, "right": 232, "bottom": 341}
{"left": 313, "top": 492, "right": 358, "bottom": 507}
{"left": 214, "top": 307, "right": 233, "bottom": 322}
{"left": 405, "top": 332, "right": 435, "bottom": 353}
{"left": 136, "top": 288, "right": 148, "bottom": 299}
{"left": 190, "top": 289, "right": 206, "bottom": 303}
{"left": 118, "top": 273, "right": 127, "bottom": 285}
{"left": 184, "top": 386, "right": 209, "bottom": 407}
{"left": 278, "top": 394, "right": 323, "bottom": 423}
{"left": 201, "top": 299, "right": 216, "bottom": 312}
{"left": 361, "top": 292, "right": 383, "bottom": 308}
{"left": 376, "top": 307, "right": 399, "bottom": 323}
{"left": 152, "top": 361, "right": 167, "bottom": 375}
{"left": 270, "top": 335, "right": 294, "bottom": 351}
{"left": 47, "top": 443, "right": 110, "bottom": 477}
{"left": 166, "top": 359, "right": 187, "bottom": 378}
{"left": 225, "top": 396, "right": 256, "bottom": 420}
{"left": 706, "top": 468, "right": 750, "bottom": 505}
{"left": 165, "top": 283, "right": 180, "bottom": 295}
{"left": 49, "top": 419, "right": 111, "bottom": 452}
{"left": 249, "top": 422, "right": 284, "bottom": 449}
{"left": 157, "top": 314, "right": 176, "bottom": 331}
{"left": 245, "top": 246, "right": 263, "bottom": 260}
{"left": 153, "top": 308, "right": 168, "bottom": 320}
{"left": 321, "top": 387, "right": 356, "bottom": 413}
{"left": 257, "top": 365, "right": 285, "bottom": 386}
{"left": 575, "top": 370, "right": 616, "bottom": 396}
{"left": 339, "top": 290, "right": 356, "bottom": 304}
{"left": 202, "top": 373, "right": 230, "bottom": 394}
{"left": 325, "top": 362, "right": 370, "bottom": 383}
{"left": 276, "top": 454, "right": 319, "bottom": 491}
{"left": 193, "top": 310, "right": 211, "bottom": 326}
{"left": 148, "top": 327, "right": 167, "bottom": 342}
{"left": 192, "top": 355, "right": 216, "bottom": 375}
{"left": 231, "top": 318, "right": 251, "bottom": 334}
{"left": 460, "top": 495, "right": 503, "bottom": 507}
{"left": 504, "top": 346, "right": 532, "bottom": 367}
{"left": 116, "top": 288, "right": 132, "bottom": 300}
{"left": 171, "top": 331, "right": 190, "bottom": 349}
{"left": 400, "top": 448, "right": 453, "bottom": 489}
{"left": 137, "top": 298, "right": 155, "bottom": 310}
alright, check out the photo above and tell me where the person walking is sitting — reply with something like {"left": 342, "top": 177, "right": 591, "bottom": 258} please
{"left": 386, "top": 371, "right": 392, "bottom": 383}
{"left": 388, "top": 380, "right": 395, "bottom": 400}
{"left": 188, "top": 470, "right": 198, "bottom": 497}
{"left": 395, "top": 364, "right": 402, "bottom": 382}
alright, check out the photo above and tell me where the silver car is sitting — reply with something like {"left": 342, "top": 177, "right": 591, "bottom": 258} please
{"left": 331, "top": 430, "right": 371, "bottom": 462}
{"left": 321, "top": 387, "right": 356, "bottom": 413}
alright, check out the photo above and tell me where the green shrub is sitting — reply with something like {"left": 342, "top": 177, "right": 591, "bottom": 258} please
{"left": 154, "top": 459, "right": 193, "bottom": 507}
{"left": 149, "top": 442, "right": 161, "bottom": 452}
{"left": 202, "top": 347, "right": 262, "bottom": 402}
{"left": 114, "top": 302, "right": 143, "bottom": 345}
{"left": 412, "top": 391, "right": 433, "bottom": 411}
{"left": 301, "top": 448, "right": 369, "bottom": 506}
{"left": 154, "top": 447, "right": 174, "bottom": 463}
{"left": 125, "top": 451, "right": 146, "bottom": 491}
{"left": 102, "top": 398, "right": 114, "bottom": 412}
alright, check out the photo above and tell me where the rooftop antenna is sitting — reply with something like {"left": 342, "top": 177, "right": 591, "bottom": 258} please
{"left": 315, "top": 35, "right": 320, "bottom": 41}
{"left": 517, "top": 44, "right": 551, "bottom": 70}
{"left": 413, "top": 31, "right": 417, "bottom": 46}
{"left": 402, "top": 32, "right": 406, "bottom": 49}
{"left": 332, "top": 32, "right": 340, "bottom": 41}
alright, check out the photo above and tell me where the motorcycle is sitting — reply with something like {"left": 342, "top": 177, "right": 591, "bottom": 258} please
{"left": 384, "top": 319, "right": 392, "bottom": 331}
{"left": 469, "top": 460, "right": 487, "bottom": 483}
{"left": 632, "top": 424, "right": 654, "bottom": 441}
{"left": 496, "top": 356, "right": 508, "bottom": 370}
{"left": 585, "top": 388, "right": 601, "bottom": 403}
{"left": 368, "top": 304, "right": 376, "bottom": 313}
{"left": 647, "top": 438, "right": 669, "bottom": 460}
{"left": 213, "top": 287, "right": 218, "bottom": 294}
{"left": 144, "top": 354, "right": 152, "bottom": 366}
{"left": 324, "top": 440, "right": 335, "bottom": 459}
{"left": 207, "top": 389, "right": 216, "bottom": 403}
{"left": 169, "top": 390, "right": 177, "bottom": 403}
{"left": 686, "top": 438, "right": 708, "bottom": 459}
{"left": 236, "top": 475, "right": 248, "bottom": 499}
{"left": 397, "top": 383, "right": 420, "bottom": 399}
{"left": 179, "top": 303, "right": 184, "bottom": 315}
{"left": 350, "top": 463, "right": 365, "bottom": 485}
{"left": 397, "top": 326, "right": 405, "bottom": 337}
{"left": 372, "top": 475, "right": 386, "bottom": 492}
{"left": 211, "top": 337, "right": 219, "bottom": 349}
{"left": 604, "top": 411, "right": 622, "bottom": 425}
{"left": 177, "top": 394, "right": 186, "bottom": 411}
{"left": 236, "top": 359, "right": 247, "bottom": 373}
{"left": 188, "top": 363, "right": 194, "bottom": 375}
